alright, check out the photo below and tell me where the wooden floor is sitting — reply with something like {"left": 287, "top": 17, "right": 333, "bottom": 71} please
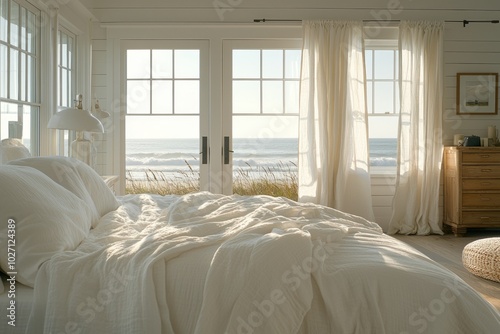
{"left": 393, "top": 229, "right": 500, "bottom": 312}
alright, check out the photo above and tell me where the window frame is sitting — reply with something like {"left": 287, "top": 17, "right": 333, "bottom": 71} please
{"left": 0, "top": 0, "right": 41, "bottom": 155}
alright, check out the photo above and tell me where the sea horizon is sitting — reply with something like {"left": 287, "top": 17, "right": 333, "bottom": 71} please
{"left": 126, "top": 137, "right": 396, "bottom": 180}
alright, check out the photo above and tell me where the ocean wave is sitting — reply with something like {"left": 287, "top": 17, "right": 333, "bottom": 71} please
{"left": 126, "top": 156, "right": 198, "bottom": 167}
{"left": 370, "top": 157, "right": 397, "bottom": 166}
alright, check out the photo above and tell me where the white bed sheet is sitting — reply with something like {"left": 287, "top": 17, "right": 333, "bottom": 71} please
{"left": 5, "top": 192, "right": 500, "bottom": 333}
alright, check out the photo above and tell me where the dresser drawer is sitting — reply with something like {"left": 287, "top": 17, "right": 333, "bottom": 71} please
{"left": 462, "top": 166, "right": 500, "bottom": 178}
{"left": 462, "top": 193, "right": 500, "bottom": 207}
{"left": 463, "top": 179, "right": 500, "bottom": 190}
{"left": 462, "top": 211, "right": 500, "bottom": 225}
{"left": 462, "top": 152, "right": 500, "bottom": 163}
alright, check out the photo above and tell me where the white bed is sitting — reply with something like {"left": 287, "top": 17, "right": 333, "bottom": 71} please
{"left": 1, "top": 156, "right": 500, "bottom": 333}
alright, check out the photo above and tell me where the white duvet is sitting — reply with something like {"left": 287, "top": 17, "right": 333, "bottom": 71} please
{"left": 27, "top": 192, "right": 500, "bottom": 333}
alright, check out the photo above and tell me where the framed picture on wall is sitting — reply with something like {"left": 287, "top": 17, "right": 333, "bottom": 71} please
{"left": 456, "top": 72, "right": 498, "bottom": 115}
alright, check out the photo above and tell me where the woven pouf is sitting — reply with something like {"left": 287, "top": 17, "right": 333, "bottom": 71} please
{"left": 462, "top": 238, "right": 500, "bottom": 283}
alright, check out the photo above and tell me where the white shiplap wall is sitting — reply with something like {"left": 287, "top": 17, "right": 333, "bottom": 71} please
{"left": 85, "top": 0, "right": 500, "bottom": 231}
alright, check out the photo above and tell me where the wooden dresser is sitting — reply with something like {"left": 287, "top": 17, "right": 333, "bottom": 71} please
{"left": 443, "top": 146, "right": 500, "bottom": 236}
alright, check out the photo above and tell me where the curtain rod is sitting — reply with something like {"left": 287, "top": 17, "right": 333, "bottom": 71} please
{"left": 254, "top": 19, "right": 499, "bottom": 28}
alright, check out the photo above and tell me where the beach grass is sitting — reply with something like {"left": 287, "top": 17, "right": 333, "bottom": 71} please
{"left": 126, "top": 161, "right": 298, "bottom": 200}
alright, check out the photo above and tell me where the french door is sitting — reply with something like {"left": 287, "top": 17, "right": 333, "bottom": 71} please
{"left": 222, "top": 40, "right": 302, "bottom": 197}
{"left": 122, "top": 39, "right": 301, "bottom": 197}
{"left": 122, "top": 40, "right": 209, "bottom": 194}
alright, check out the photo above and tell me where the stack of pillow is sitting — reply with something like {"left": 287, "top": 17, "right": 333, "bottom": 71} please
{"left": 0, "top": 150, "right": 119, "bottom": 287}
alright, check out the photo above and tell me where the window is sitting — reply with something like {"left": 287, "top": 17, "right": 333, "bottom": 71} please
{"left": 365, "top": 39, "right": 399, "bottom": 170}
{"left": 0, "top": 0, "right": 40, "bottom": 154}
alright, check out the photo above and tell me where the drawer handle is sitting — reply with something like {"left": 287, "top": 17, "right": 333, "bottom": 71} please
{"left": 481, "top": 169, "right": 493, "bottom": 173}
{"left": 480, "top": 197, "right": 491, "bottom": 201}
{"left": 480, "top": 216, "right": 491, "bottom": 220}
{"left": 481, "top": 155, "right": 491, "bottom": 158}
{"left": 481, "top": 182, "right": 492, "bottom": 185}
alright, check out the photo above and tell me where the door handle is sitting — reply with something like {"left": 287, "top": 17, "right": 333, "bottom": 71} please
{"left": 224, "top": 136, "right": 233, "bottom": 165}
{"left": 201, "top": 136, "right": 208, "bottom": 165}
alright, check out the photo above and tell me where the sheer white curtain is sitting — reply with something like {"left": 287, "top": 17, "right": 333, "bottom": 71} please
{"left": 298, "top": 20, "right": 374, "bottom": 221}
{"left": 389, "top": 21, "right": 444, "bottom": 235}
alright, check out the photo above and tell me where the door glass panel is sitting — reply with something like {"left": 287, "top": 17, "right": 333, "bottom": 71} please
{"left": 126, "top": 115, "right": 199, "bottom": 195}
{"left": 127, "top": 50, "right": 150, "bottom": 79}
{"left": 233, "top": 115, "right": 298, "bottom": 200}
{"left": 174, "top": 50, "right": 199, "bottom": 78}
{"left": 233, "top": 81, "right": 260, "bottom": 114}
{"left": 262, "top": 81, "right": 283, "bottom": 114}
{"left": 152, "top": 50, "right": 172, "bottom": 78}
{"left": 174, "top": 80, "right": 199, "bottom": 114}
{"left": 152, "top": 80, "right": 172, "bottom": 114}
{"left": 127, "top": 80, "right": 150, "bottom": 114}
{"left": 125, "top": 46, "right": 204, "bottom": 195}
{"left": 230, "top": 46, "right": 300, "bottom": 200}
{"left": 233, "top": 50, "right": 260, "bottom": 78}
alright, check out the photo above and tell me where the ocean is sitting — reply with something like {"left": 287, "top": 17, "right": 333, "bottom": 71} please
{"left": 126, "top": 138, "right": 397, "bottom": 179}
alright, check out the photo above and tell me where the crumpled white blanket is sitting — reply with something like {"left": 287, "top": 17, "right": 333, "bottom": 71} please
{"left": 27, "top": 192, "right": 380, "bottom": 333}
{"left": 26, "top": 192, "right": 500, "bottom": 333}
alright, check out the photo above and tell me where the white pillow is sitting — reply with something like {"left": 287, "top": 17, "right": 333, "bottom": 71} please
{"left": 9, "top": 156, "right": 119, "bottom": 227}
{"left": 0, "top": 138, "right": 31, "bottom": 164}
{"left": 0, "top": 165, "right": 94, "bottom": 287}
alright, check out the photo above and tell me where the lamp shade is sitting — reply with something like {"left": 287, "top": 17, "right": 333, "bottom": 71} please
{"left": 48, "top": 108, "right": 104, "bottom": 133}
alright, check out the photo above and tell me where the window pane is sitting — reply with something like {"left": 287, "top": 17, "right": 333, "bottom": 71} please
{"left": 127, "top": 80, "right": 150, "bottom": 114}
{"left": 20, "top": 52, "right": 25, "bottom": 100}
{"left": 233, "top": 50, "right": 260, "bottom": 79}
{"left": 152, "top": 80, "right": 172, "bottom": 114}
{"left": 365, "top": 50, "right": 373, "bottom": 80}
{"left": 395, "top": 50, "right": 399, "bottom": 79}
{"left": 20, "top": 6, "right": 26, "bottom": 51}
{"left": 233, "top": 81, "right": 260, "bottom": 114}
{"left": 368, "top": 116, "right": 398, "bottom": 167}
{"left": 366, "top": 81, "right": 373, "bottom": 114}
{"left": 262, "top": 81, "right": 283, "bottom": 113}
{"left": 127, "top": 50, "right": 150, "bottom": 79}
{"left": 23, "top": 105, "right": 32, "bottom": 149}
{"left": 28, "top": 55, "right": 35, "bottom": 102}
{"left": 174, "top": 50, "right": 199, "bottom": 79}
{"left": 285, "top": 50, "right": 301, "bottom": 79}
{"left": 174, "top": 80, "right": 199, "bottom": 114}
{"left": 374, "top": 82, "right": 394, "bottom": 114}
{"left": 0, "top": 44, "right": 7, "bottom": 98}
{"left": 10, "top": 1, "right": 19, "bottom": 47}
{"left": 0, "top": 0, "right": 7, "bottom": 42}
{"left": 61, "top": 68, "right": 68, "bottom": 106}
{"left": 374, "top": 50, "right": 394, "bottom": 80}
{"left": 27, "top": 10, "right": 35, "bottom": 53}
{"left": 262, "top": 50, "right": 283, "bottom": 79}
{"left": 61, "top": 33, "right": 68, "bottom": 68}
{"left": 152, "top": 49, "right": 172, "bottom": 79}
{"left": 10, "top": 48, "right": 18, "bottom": 99}
{"left": 285, "top": 81, "right": 299, "bottom": 114}
{"left": 67, "top": 35, "right": 73, "bottom": 69}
